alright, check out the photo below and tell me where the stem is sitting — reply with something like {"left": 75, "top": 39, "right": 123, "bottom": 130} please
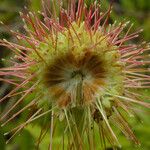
{"left": 75, "top": 73, "right": 83, "bottom": 106}
{"left": 64, "top": 109, "right": 76, "bottom": 149}
{"left": 87, "top": 107, "right": 94, "bottom": 150}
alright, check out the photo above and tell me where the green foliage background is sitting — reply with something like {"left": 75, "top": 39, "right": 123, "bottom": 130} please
{"left": 0, "top": 0, "right": 149, "bottom": 150}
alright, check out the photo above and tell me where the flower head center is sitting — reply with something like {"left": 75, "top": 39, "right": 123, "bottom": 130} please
{"left": 43, "top": 52, "right": 107, "bottom": 107}
{"left": 71, "top": 69, "right": 85, "bottom": 79}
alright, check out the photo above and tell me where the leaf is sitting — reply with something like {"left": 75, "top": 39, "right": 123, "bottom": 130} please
{"left": 14, "top": 129, "right": 35, "bottom": 150}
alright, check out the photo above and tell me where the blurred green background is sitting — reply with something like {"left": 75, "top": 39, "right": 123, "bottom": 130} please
{"left": 0, "top": 0, "right": 150, "bottom": 150}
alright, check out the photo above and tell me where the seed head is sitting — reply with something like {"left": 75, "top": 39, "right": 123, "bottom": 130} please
{"left": 0, "top": 0, "right": 150, "bottom": 149}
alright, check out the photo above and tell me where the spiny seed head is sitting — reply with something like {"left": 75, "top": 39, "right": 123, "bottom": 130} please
{"left": 31, "top": 22, "right": 124, "bottom": 108}
{"left": 0, "top": 0, "right": 150, "bottom": 149}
